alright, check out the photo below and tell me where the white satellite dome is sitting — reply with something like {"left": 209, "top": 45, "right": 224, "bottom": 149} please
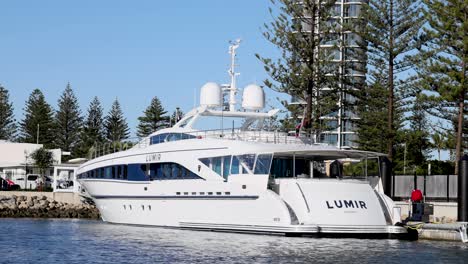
{"left": 200, "top": 82, "right": 222, "bottom": 108}
{"left": 242, "top": 84, "right": 265, "bottom": 110}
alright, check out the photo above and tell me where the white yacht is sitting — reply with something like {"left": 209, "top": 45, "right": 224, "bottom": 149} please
{"left": 77, "top": 41, "right": 408, "bottom": 238}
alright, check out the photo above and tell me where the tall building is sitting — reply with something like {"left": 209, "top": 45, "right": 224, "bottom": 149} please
{"left": 322, "top": 0, "right": 366, "bottom": 148}
{"left": 291, "top": 0, "right": 366, "bottom": 149}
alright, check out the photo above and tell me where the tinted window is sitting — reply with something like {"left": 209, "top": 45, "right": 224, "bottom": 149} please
{"left": 222, "top": 156, "right": 231, "bottom": 179}
{"left": 166, "top": 133, "right": 181, "bottom": 142}
{"left": 212, "top": 157, "right": 222, "bottom": 175}
{"left": 117, "top": 166, "right": 122, "bottom": 179}
{"left": 149, "top": 162, "right": 201, "bottom": 180}
{"left": 181, "top": 133, "right": 196, "bottom": 140}
{"left": 150, "top": 133, "right": 169, "bottom": 145}
{"left": 104, "top": 167, "right": 112, "bottom": 178}
{"left": 150, "top": 133, "right": 196, "bottom": 145}
{"left": 254, "top": 154, "right": 273, "bottom": 174}
{"left": 231, "top": 156, "right": 240, "bottom": 174}
{"left": 128, "top": 164, "right": 148, "bottom": 181}
{"left": 239, "top": 154, "right": 255, "bottom": 173}
{"left": 270, "top": 158, "right": 294, "bottom": 178}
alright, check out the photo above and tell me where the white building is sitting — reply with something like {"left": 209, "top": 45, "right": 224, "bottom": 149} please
{"left": 0, "top": 140, "right": 82, "bottom": 192}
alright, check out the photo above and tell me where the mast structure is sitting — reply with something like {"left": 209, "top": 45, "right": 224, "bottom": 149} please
{"left": 226, "top": 39, "right": 241, "bottom": 112}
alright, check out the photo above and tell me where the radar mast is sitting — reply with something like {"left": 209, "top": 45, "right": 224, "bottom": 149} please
{"left": 227, "top": 39, "right": 241, "bottom": 112}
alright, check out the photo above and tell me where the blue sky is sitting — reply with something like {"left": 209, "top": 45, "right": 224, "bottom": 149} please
{"left": 1, "top": 0, "right": 286, "bottom": 136}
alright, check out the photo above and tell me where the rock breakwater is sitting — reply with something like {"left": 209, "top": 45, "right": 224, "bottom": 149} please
{"left": 0, "top": 195, "right": 100, "bottom": 219}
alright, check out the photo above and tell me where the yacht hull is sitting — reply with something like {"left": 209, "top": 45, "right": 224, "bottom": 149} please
{"left": 82, "top": 179, "right": 408, "bottom": 238}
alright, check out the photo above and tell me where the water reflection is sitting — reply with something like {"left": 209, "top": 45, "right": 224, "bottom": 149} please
{"left": 0, "top": 219, "right": 467, "bottom": 264}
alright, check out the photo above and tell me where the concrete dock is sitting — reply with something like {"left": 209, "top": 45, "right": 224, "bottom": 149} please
{"left": 407, "top": 222, "right": 468, "bottom": 242}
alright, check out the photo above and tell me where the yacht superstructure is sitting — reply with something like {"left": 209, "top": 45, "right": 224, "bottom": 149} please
{"left": 77, "top": 41, "right": 407, "bottom": 238}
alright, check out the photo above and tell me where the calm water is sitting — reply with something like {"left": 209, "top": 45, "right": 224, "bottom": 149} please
{"left": 0, "top": 219, "right": 467, "bottom": 264}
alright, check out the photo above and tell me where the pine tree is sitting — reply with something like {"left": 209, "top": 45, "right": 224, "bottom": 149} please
{"left": 136, "top": 97, "right": 169, "bottom": 138}
{"left": 0, "top": 85, "right": 17, "bottom": 141}
{"left": 105, "top": 99, "right": 130, "bottom": 142}
{"left": 403, "top": 95, "right": 431, "bottom": 169}
{"left": 20, "top": 89, "right": 55, "bottom": 148}
{"left": 354, "top": 0, "right": 425, "bottom": 161}
{"left": 77, "top": 97, "right": 105, "bottom": 158}
{"left": 415, "top": 0, "right": 467, "bottom": 173}
{"left": 256, "top": 0, "right": 340, "bottom": 140}
{"left": 354, "top": 78, "right": 389, "bottom": 153}
{"left": 54, "top": 83, "right": 83, "bottom": 157}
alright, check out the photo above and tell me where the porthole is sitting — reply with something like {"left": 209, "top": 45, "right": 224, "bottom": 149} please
{"left": 242, "top": 185, "right": 246, "bottom": 189}
{"left": 184, "top": 192, "right": 189, "bottom": 195}
{"left": 176, "top": 192, "right": 181, "bottom": 195}
{"left": 148, "top": 205, "right": 152, "bottom": 211}
{"left": 200, "top": 192, "right": 205, "bottom": 195}
{"left": 141, "top": 205, "right": 145, "bottom": 210}
{"left": 123, "top": 205, "right": 126, "bottom": 210}
{"left": 191, "top": 192, "right": 196, "bottom": 195}
{"left": 207, "top": 192, "right": 213, "bottom": 195}
{"left": 144, "top": 187, "right": 148, "bottom": 191}
{"left": 225, "top": 192, "right": 231, "bottom": 195}
{"left": 216, "top": 192, "right": 222, "bottom": 195}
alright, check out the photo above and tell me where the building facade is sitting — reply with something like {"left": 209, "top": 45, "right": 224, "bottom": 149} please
{"left": 325, "top": 0, "right": 365, "bottom": 148}
{"left": 0, "top": 140, "right": 80, "bottom": 192}
{"left": 291, "top": 0, "right": 366, "bottom": 149}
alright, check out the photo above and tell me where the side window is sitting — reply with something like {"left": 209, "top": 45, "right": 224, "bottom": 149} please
{"left": 200, "top": 158, "right": 210, "bottom": 167}
{"left": 200, "top": 155, "right": 266, "bottom": 176}
{"left": 150, "top": 133, "right": 169, "bottom": 145}
{"left": 117, "top": 166, "right": 122, "bottom": 179}
{"left": 104, "top": 167, "right": 112, "bottom": 178}
{"left": 222, "top": 156, "right": 231, "bottom": 180}
{"left": 200, "top": 156, "right": 231, "bottom": 179}
{"left": 254, "top": 154, "right": 273, "bottom": 174}
{"left": 239, "top": 154, "right": 255, "bottom": 174}
{"left": 151, "top": 133, "right": 195, "bottom": 145}
{"left": 162, "top": 164, "right": 171, "bottom": 178}
{"left": 181, "top": 133, "right": 196, "bottom": 140}
{"left": 171, "top": 163, "right": 180, "bottom": 178}
{"left": 149, "top": 162, "right": 201, "bottom": 180}
{"left": 127, "top": 164, "right": 148, "bottom": 181}
{"left": 231, "top": 156, "right": 240, "bottom": 174}
{"left": 212, "top": 157, "right": 222, "bottom": 176}
{"left": 166, "top": 133, "right": 181, "bottom": 142}
{"left": 123, "top": 165, "right": 128, "bottom": 180}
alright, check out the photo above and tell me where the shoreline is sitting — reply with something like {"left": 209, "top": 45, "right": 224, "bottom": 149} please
{"left": 0, "top": 194, "right": 100, "bottom": 219}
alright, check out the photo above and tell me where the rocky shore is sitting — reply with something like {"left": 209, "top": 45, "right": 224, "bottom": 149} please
{"left": 0, "top": 195, "right": 100, "bottom": 219}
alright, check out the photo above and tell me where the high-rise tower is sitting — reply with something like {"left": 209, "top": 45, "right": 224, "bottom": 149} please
{"left": 291, "top": 0, "right": 366, "bottom": 149}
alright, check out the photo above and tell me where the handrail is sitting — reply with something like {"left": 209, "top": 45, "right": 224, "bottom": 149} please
{"left": 88, "top": 129, "right": 324, "bottom": 159}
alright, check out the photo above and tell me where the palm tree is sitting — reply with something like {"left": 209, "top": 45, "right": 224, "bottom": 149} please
{"left": 431, "top": 133, "right": 445, "bottom": 161}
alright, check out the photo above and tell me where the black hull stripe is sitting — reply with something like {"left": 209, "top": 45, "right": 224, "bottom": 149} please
{"left": 93, "top": 195, "right": 259, "bottom": 200}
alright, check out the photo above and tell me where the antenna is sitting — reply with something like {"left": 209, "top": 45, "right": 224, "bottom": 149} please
{"left": 227, "top": 39, "right": 241, "bottom": 112}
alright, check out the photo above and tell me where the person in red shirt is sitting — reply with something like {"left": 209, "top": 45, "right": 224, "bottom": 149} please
{"left": 411, "top": 189, "right": 423, "bottom": 203}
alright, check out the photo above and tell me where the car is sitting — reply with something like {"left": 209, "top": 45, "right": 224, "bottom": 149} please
{"left": 0, "top": 178, "right": 20, "bottom": 191}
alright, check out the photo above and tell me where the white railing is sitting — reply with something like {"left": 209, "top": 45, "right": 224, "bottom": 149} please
{"left": 89, "top": 129, "right": 324, "bottom": 159}
{"left": 187, "top": 129, "right": 314, "bottom": 145}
